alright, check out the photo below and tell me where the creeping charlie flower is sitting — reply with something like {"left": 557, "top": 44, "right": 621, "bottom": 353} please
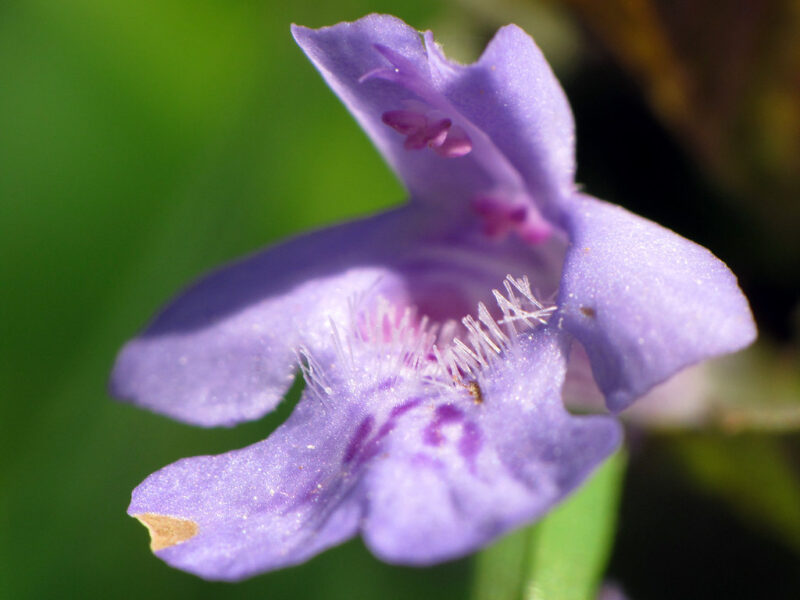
{"left": 111, "top": 14, "right": 755, "bottom": 581}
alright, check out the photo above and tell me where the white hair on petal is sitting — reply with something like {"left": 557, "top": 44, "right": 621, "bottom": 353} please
{"left": 298, "top": 274, "right": 556, "bottom": 398}
{"left": 296, "top": 345, "right": 333, "bottom": 399}
{"left": 432, "top": 275, "right": 556, "bottom": 386}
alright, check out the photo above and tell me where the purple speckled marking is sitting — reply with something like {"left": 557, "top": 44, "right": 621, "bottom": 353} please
{"left": 376, "top": 421, "right": 396, "bottom": 439}
{"left": 375, "top": 398, "right": 424, "bottom": 439}
{"left": 458, "top": 421, "right": 483, "bottom": 472}
{"left": 347, "top": 399, "right": 424, "bottom": 467}
{"left": 422, "top": 407, "right": 481, "bottom": 471}
{"left": 358, "top": 436, "right": 387, "bottom": 465}
{"left": 423, "top": 404, "right": 464, "bottom": 447}
{"left": 436, "top": 404, "right": 464, "bottom": 422}
{"left": 344, "top": 415, "right": 374, "bottom": 464}
{"left": 389, "top": 397, "right": 422, "bottom": 419}
{"left": 423, "top": 427, "right": 443, "bottom": 447}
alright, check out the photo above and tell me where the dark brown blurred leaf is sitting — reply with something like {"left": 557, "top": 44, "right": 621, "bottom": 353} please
{"left": 553, "top": 0, "right": 800, "bottom": 277}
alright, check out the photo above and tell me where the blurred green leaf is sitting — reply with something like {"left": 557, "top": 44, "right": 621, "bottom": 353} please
{"left": 620, "top": 346, "right": 800, "bottom": 434}
{"left": 472, "top": 526, "right": 531, "bottom": 600}
{"left": 708, "top": 346, "right": 800, "bottom": 433}
{"left": 524, "top": 451, "right": 626, "bottom": 600}
{"left": 471, "top": 451, "right": 626, "bottom": 600}
{"left": 673, "top": 434, "right": 800, "bottom": 555}
{"left": 0, "top": 1, "right": 447, "bottom": 598}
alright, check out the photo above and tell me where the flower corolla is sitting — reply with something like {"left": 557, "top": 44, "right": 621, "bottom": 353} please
{"left": 111, "top": 14, "right": 755, "bottom": 581}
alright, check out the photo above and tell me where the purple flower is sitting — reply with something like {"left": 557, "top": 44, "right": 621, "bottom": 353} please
{"left": 112, "top": 14, "right": 755, "bottom": 581}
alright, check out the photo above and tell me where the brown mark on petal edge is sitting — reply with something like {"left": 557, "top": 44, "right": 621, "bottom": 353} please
{"left": 580, "top": 306, "right": 597, "bottom": 318}
{"left": 134, "top": 513, "right": 198, "bottom": 551}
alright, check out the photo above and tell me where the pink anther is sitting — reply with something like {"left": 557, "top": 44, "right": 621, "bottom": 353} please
{"left": 381, "top": 110, "right": 427, "bottom": 135}
{"left": 472, "top": 194, "right": 552, "bottom": 244}
{"left": 433, "top": 125, "right": 472, "bottom": 158}
{"left": 381, "top": 107, "right": 472, "bottom": 158}
{"left": 404, "top": 117, "right": 451, "bottom": 151}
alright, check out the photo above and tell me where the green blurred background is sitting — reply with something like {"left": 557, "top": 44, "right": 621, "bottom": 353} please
{"left": 2, "top": 0, "right": 799, "bottom": 598}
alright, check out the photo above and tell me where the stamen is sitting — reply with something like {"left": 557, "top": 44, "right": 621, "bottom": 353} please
{"left": 358, "top": 66, "right": 399, "bottom": 84}
{"left": 381, "top": 105, "right": 471, "bottom": 158}
{"left": 404, "top": 117, "right": 451, "bottom": 151}
{"left": 382, "top": 110, "right": 427, "bottom": 135}
{"left": 362, "top": 44, "right": 476, "bottom": 159}
{"left": 362, "top": 44, "right": 534, "bottom": 194}
{"left": 472, "top": 193, "right": 553, "bottom": 244}
{"left": 433, "top": 125, "right": 472, "bottom": 158}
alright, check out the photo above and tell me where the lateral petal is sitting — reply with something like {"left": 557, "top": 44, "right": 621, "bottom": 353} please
{"left": 110, "top": 207, "right": 418, "bottom": 427}
{"left": 127, "top": 389, "right": 367, "bottom": 581}
{"left": 557, "top": 195, "right": 756, "bottom": 412}
{"left": 110, "top": 205, "right": 561, "bottom": 426}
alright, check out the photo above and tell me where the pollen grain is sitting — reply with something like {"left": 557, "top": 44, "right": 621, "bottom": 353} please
{"left": 466, "top": 381, "right": 484, "bottom": 405}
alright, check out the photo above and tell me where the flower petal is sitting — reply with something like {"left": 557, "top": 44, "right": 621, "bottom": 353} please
{"left": 110, "top": 205, "right": 561, "bottom": 427}
{"left": 563, "top": 342, "right": 715, "bottom": 427}
{"left": 128, "top": 326, "right": 620, "bottom": 580}
{"left": 110, "top": 207, "right": 422, "bottom": 427}
{"left": 292, "top": 15, "right": 489, "bottom": 207}
{"left": 557, "top": 195, "right": 756, "bottom": 412}
{"left": 127, "top": 390, "right": 366, "bottom": 580}
{"left": 292, "top": 16, "right": 574, "bottom": 220}
{"left": 422, "top": 24, "right": 575, "bottom": 207}
{"left": 361, "top": 327, "right": 621, "bottom": 563}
